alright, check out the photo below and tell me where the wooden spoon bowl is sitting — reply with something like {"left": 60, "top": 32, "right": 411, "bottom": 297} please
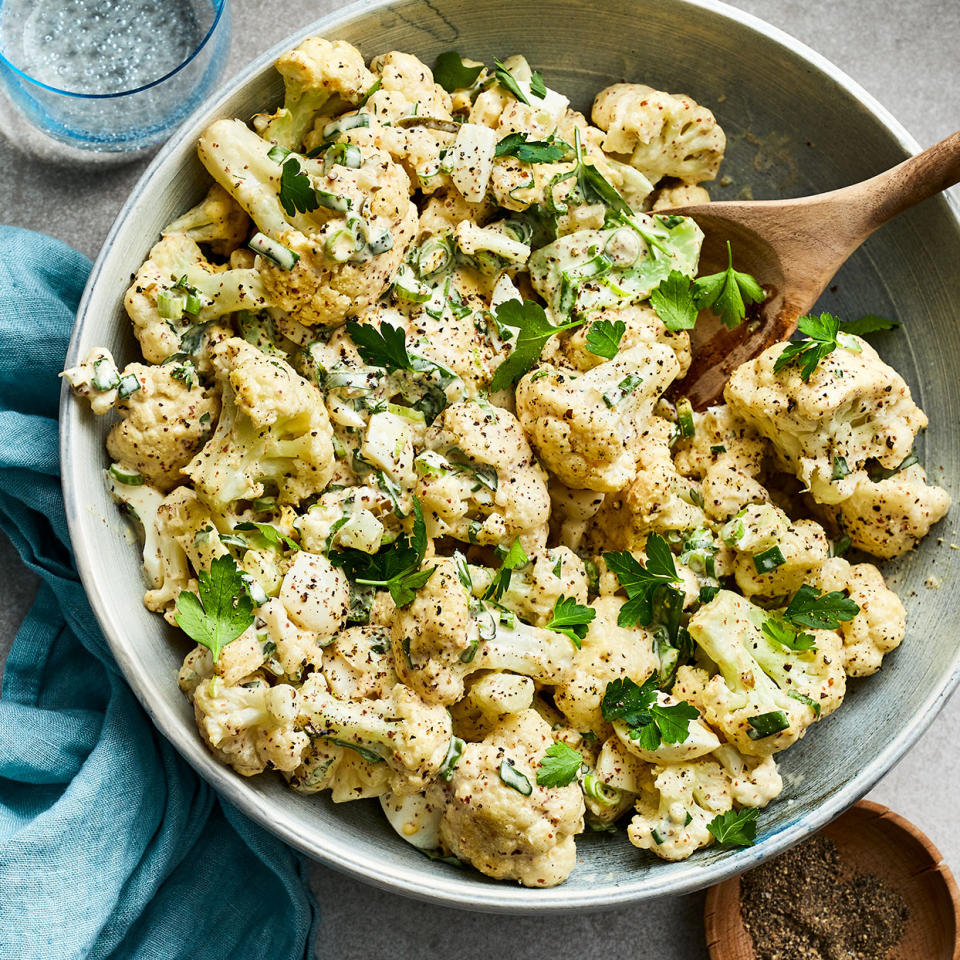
{"left": 704, "top": 800, "right": 960, "bottom": 960}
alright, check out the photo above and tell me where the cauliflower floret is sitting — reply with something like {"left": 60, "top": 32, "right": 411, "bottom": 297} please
{"left": 391, "top": 557, "right": 576, "bottom": 706}
{"left": 177, "top": 628, "right": 266, "bottom": 695}
{"left": 673, "top": 404, "right": 767, "bottom": 480}
{"left": 710, "top": 743, "right": 783, "bottom": 809}
{"left": 162, "top": 182, "right": 251, "bottom": 256}
{"left": 193, "top": 675, "right": 308, "bottom": 776}
{"left": 585, "top": 417, "right": 706, "bottom": 547}
{"left": 627, "top": 757, "right": 731, "bottom": 861}
{"left": 61, "top": 347, "right": 124, "bottom": 415}
{"left": 450, "top": 671, "right": 537, "bottom": 741}
{"left": 286, "top": 737, "right": 391, "bottom": 802}
{"left": 438, "top": 710, "right": 585, "bottom": 887}
{"left": 256, "top": 597, "right": 326, "bottom": 682}
{"left": 299, "top": 675, "right": 453, "bottom": 794}
{"left": 591, "top": 83, "right": 725, "bottom": 185}
{"left": 416, "top": 399, "right": 551, "bottom": 552}
{"left": 323, "top": 625, "right": 398, "bottom": 700}
{"left": 651, "top": 181, "right": 712, "bottom": 209}
{"left": 183, "top": 338, "right": 335, "bottom": 509}
{"left": 816, "top": 557, "right": 906, "bottom": 676}
{"left": 553, "top": 596, "right": 658, "bottom": 737}
{"left": 253, "top": 37, "right": 375, "bottom": 150}
{"left": 101, "top": 363, "right": 220, "bottom": 492}
{"left": 818, "top": 465, "right": 951, "bottom": 559}
{"left": 684, "top": 590, "right": 846, "bottom": 756}
{"left": 198, "top": 119, "right": 417, "bottom": 328}
{"left": 549, "top": 484, "right": 606, "bottom": 551}
{"left": 562, "top": 303, "right": 691, "bottom": 378}
{"left": 469, "top": 546, "right": 588, "bottom": 627}
{"left": 278, "top": 550, "right": 349, "bottom": 637}
{"left": 515, "top": 343, "right": 681, "bottom": 492}
{"left": 124, "top": 234, "right": 264, "bottom": 367}
{"left": 724, "top": 335, "right": 930, "bottom": 506}
{"left": 720, "top": 503, "right": 830, "bottom": 598}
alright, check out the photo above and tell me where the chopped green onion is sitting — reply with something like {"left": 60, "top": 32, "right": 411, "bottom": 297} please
{"left": 676, "top": 398, "right": 696, "bottom": 438}
{"left": 323, "top": 142, "right": 363, "bottom": 175}
{"left": 365, "top": 227, "right": 394, "bottom": 256}
{"left": 753, "top": 546, "right": 786, "bottom": 574}
{"left": 183, "top": 291, "right": 203, "bottom": 315}
{"left": 831, "top": 456, "right": 850, "bottom": 480}
{"left": 438, "top": 737, "right": 465, "bottom": 781}
{"left": 240, "top": 573, "right": 268, "bottom": 606}
{"left": 582, "top": 774, "right": 620, "bottom": 806}
{"left": 157, "top": 290, "right": 185, "bottom": 320}
{"left": 499, "top": 759, "right": 533, "bottom": 795}
{"left": 108, "top": 463, "right": 144, "bottom": 485}
{"left": 330, "top": 739, "right": 384, "bottom": 764}
{"left": 602, "top": 373, "right": 644, "bottom": 408}
{"left": 117, "top": 373, "right": 141, "bottom": 399}
{"left": 91, "top": 357, "right": 121, "bottom": 392}
{"left": 747, "top": 711, "right": 790, "bottom": 740}
{"left": 325, "top": 228, "right": 363, "bottom": 263}
{"left": 393, "top": 264, "right": 432, "bottom": 302}
{"left": 252, "top": 496, "right": 276, "bottom": 511}
{"left": 249, "top": 232, "right": 300, "bottom": 270}
{"left": 315, "top": 189, "right": 351, "bottom": 213}
{"left": 787, "top": 690, "right": 822, "bottom": 717}
{"left": 386, "top": 403, "right": 426, "bottom": 423}
{"left": 321, "top": 113, "right": 370, "bottom": 138}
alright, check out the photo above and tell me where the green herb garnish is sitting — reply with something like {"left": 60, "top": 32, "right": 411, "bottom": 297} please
{"left": 536, "top": 742, "right": 583, "bottom": 787}
{"left": 278, "top": 157, "right": 319, "bottom": 217}
{"left": 707, "top": 808, "right": 759, "bottom": 847}
{"left": 545, "top": 595, "right": 596, "bottom": 648}
{"left": 585, "top": 318, "right": 626, "bottom": 359}
{"left": 603, "top": 533, "right": 683, "bottom": 628}
{"left": 433, "top": 51, "right": 484, "bottom": 92}
{"left": 600, "top": 675, "right": 700, "bottom": 751}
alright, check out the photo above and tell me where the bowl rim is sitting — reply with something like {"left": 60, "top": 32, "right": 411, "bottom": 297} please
{"left": 59, "top": 0, "right": 960, "bottom": 913}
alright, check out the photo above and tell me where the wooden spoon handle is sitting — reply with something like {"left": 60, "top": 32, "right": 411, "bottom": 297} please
{"left": 853, "top": 128, "right": 960, "bottom": 233}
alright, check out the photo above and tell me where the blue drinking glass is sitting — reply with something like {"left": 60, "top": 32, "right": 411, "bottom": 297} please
{"left": 0, "top": 0, "right": 230, "bottom": 157}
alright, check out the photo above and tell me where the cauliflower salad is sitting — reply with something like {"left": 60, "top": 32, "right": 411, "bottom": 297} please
{"left": 63, "top": 39, "right": 951, "bottom": 888}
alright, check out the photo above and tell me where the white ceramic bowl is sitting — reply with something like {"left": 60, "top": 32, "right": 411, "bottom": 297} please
{"left": 60, "top": 0, "right": 960, "bottom": 913}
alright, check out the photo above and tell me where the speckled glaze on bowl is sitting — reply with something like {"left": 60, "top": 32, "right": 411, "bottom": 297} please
{"left": 60, "top": 0, "right": 960, "bottom": 913}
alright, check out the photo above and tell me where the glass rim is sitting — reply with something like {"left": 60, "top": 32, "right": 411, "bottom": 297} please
{"left": 0, "top": 0, "right": 228, "bottom": 100}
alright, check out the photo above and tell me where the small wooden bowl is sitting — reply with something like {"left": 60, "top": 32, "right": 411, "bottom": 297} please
{"left": 705, "top": 800, "right": 960, "bottom": 959}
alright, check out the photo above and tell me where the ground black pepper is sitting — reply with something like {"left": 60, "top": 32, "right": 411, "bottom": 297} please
{"left": 740, "top": 834, "right": 909, "bottom": 960}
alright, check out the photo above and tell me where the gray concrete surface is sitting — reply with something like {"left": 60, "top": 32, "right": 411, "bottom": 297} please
{"left": 1, "top": 1, "right": 958, "bottom": 956}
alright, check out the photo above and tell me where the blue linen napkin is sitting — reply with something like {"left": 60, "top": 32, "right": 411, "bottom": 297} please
{"left": 0, "top": 225, "right": 317, "bottom": 960}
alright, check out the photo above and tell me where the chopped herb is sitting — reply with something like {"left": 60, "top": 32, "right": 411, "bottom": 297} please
{"left": 546, "top": 595, "right": 596, "bottom": 648}
{"left": 585, "top": 318, "right": 626, "bottom": 359}
{"left": 787, "top": 690, "right": 822, "bottom": 717}
{"left": 650, "top": 269, "right": 699, "bottom": 331}
{"left": 753, "top": 546, "right": 786, "bottom": 574}
{"left": 692, "top": 241, "right": 764, "bottom": 329}
{"left": 536, "top": 742, "right": 583, "bottom": 787}
{"left": 483, "top": 537, "right": 528, "bottom": 601}
{"left": 832, "top": 535, "right": 852, "bottom": 558}
{"left": 774, "top": 312, "right": 867, "bottom": 381}
{"left": 235, "top": 521, "right": 300, "bottom": 551}
{"left": 487, "top": 299, "right": 583, "bottom": 392}
{"left": 840, "top": 313, "right": 900, "bottom": 336}
{"left": 278, "top": 157, "right": 320, "bottom": 217}
{"left": 603, "top": 532, "right": 683, "bottom": 628}
{"left": 494, "top": 131, "right": 571, "bottom": 164}
{"left": 600, "top": 675, "right": 700, "bottom": 751}
{"left": 433, "top": 51, "right": 484, "bottom": 93}
{"left": 707, "top": 808, "right": 759, "bottom": 847}
{"left": 762, "top": 617, "right": 817, "bottom": 652}
{"left": 783, "top": 584, "right": 860, "bottom": 630}
{"left": 601, "top": 372, "right": 644, "bottom": 408}
{"left": 710, "top": 444, "right": 727, "bottom": 455}
{"left": 529, "top": 71, "right": 547, "bottom": 99}
{"left": 499, "top": 759, "right": 533, "bottom": 795}
{"left": 346, "top": 320, "right": 412, "bottom": 373}
{"left": 493, "top": 59, "right": 529, "bottom": 104}
{"left": 831, "top": 456, "right": 851, "bottom": 481}
{"left": 438, "top": 736, "right": 465, "bottom": 781}
{"left": 747, "top": 710, "right": 790, "bottom": 740}
{"left": 869, "top": 450, "right": 919, "bottom": 482}
{"left": 676, "top": 397, "right": 696, "bottom": 438}
{"left": 174, "top": 555, "right": 254, "bottom": 662}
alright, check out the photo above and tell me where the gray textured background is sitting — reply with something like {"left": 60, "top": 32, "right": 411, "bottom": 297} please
{"left": 1, "top": 1, "right": 958, "bottom": 956}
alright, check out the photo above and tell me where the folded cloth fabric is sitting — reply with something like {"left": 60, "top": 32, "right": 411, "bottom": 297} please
{"left": 0, "top": 225, "right": 316, "bottom": 960}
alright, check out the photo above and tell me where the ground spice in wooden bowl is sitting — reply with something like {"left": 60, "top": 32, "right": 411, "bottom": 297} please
{"left": 739, "top": 834, "right": 908, "bottom": 960}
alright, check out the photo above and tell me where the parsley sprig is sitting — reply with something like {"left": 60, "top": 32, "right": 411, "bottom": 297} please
{"left": 650, "top": 270, "right": 699, "bottom": 332}
{"left": 433, "top": 51, "right": 484, "bottom": 93}
{"left": 482, "top": 538, "right": 529, "bottom": 601}
{"left": 493, "top": 59, "right": 530, "bottom": 104}
{"left": 601, "top": 675, "right": 700, "bottom": 751}
{"left": 585, "top": 318, "right": 626, "bottom": 359}
{"left": 545, "top": 596, "right": 596, "bottom": 648}
{"left": 692, "top": 241, "right": 765, "bottom": 329}
{"left": 603, "top": 533, "right": 683, "bottom": 628}
{"left": 707, "top": 808, "right": 759, "bottom": 847}
{"left": 329, "top": 497, "right": 435, "bottom": 607}
{"left": 488, "top": 299, "right": 583, "bottom": 392}
{"left": 278, "top": 157, "right": 320, "bottom": 217}
{"left": 762, "top": 617, "right": 817, "bottom": 652}
{"left": 175, "top": 555, "right": 255, "bottom": 662}
{"left": 782, "top": 583, "right": 860, "bottom": 629}
{"left": 495, "top": 132, "right": 572, "bottom": 164}
{"left": 346, "top": 320, "right": 412, "bottom": 372}
{"left": 536, "top": 742, "right": 584, "bottom": 787}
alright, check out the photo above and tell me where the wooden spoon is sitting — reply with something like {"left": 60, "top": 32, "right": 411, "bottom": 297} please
{"left": 666, "top": 129, "right": 960, "bottom": 409}
{"left": 704, "top": 799, "right": 960, "bottom": 960}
